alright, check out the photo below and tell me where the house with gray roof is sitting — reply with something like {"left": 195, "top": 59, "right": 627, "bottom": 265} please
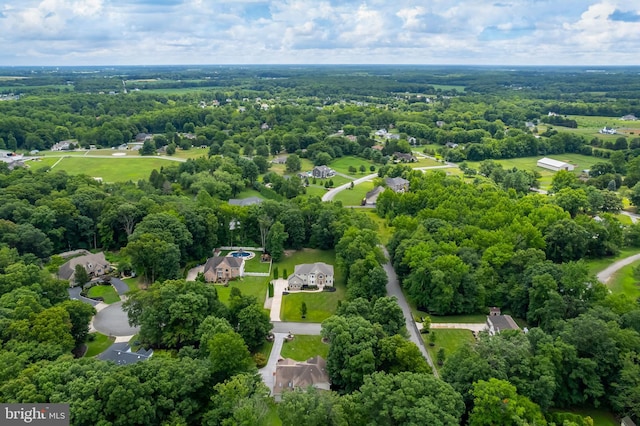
{"left": 385, "top": 177, "right": 409, "bottom": 193}
{"left": 312, "top": 165, "right": 335, "bottom": 179}
{"left": 58, "top": 252, "right": 111, "bottom": 285}
{"left": 486, "top": 307, "right": 520, "bottom": 335}
{"left": 203, "top": 256, "right": 245, "bottom": 283}
{"left": 288, "top": 262, "right": 334, "bottom": 290}
{"left": 273, "top": 356, "right": 330, "bottom": 400}
{"left": 97, "top": 342, "right": 153, "bottom": 366}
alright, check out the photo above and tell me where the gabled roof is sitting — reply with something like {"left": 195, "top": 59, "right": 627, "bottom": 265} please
{"left": 97, "top": 342, "right": 153, "bottom": 366}
{"left": 313, "top": 165, "right": 331, "bottom": 172}
{"left": 293, "top": 262, "right": 334, "bottom": 276}
{"left": 274, "top": 356, "right": 330, "bottom": 395}
{"left": 537, "top": 157, "right": 570, "bottom": 168}
{"left": 487, "top": 315, "right": 520, "bottom": 333}
{"left": 204, "top": 256, "right": 244, "bottom": 272}
{"left": 58, "top": 252, "right": 109, "bottom": 280}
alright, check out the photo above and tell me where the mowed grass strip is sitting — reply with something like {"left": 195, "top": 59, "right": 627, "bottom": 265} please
{"left": 215, "top": 276, "right": 269, "bottom": 305}
{"left": 424, "top": 329, "right": 476, "bottom": 371}
{"left": 87, "top": 285, "right": 120, "bottom": 304}
{"left": 280, "top": 335, "right": 329, "bottom": 361}
{"left": 38, "top": 157, "right": 176, "bottom": 182}
{"left": 333, "top": 180, "right": 375, "bottom": 206}
{"left": 84, "top": 333, "right": 115, "bottom": 357}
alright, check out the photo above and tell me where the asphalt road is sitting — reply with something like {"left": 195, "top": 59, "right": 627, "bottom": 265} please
{"left": 382, "top": 247, "right": 438, "bottom": 377}
{"left": 272, "top": 321, "right": 322, "bottom": 335}
{"left": 67, "top": 286, "right": 100, "bottom": 306}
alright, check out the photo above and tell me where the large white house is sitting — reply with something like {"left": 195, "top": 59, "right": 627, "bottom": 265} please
{"left": 536, "top": 157, "right": 575, "bottom": 172}
{"left": 287, "top": 262, "right": 334, "bottom": 290}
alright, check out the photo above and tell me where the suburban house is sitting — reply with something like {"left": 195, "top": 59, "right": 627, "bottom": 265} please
{"left": 0, "top": 150, "right": 25, "bottom": 169}
{"left": 287, "top": 262, "right": 334, "bottom": 290}
{"left": 363, "top": 186, "right": 385, "bottom": 206}
{"left": 599, "top": 126, "right": 617, "bottom": 135}
{"left": 486, "top": 307, "right": 521, "bottom": 335}
{"left": 271, "top": 156, "right": 287, "bottom": 164}
{"left": 536, "top": 157, "right": 575, "bottom": 172}
{"left": 375, "top": 129, "right": 388, "bottom": 137}
{"left": 273, "top": 356, "right": 331, "bottom": 400}
{"left": 621, "top": 114, "right": 638, "bottom": 121}
{"left": 51, "top": 140, "right": 72, "bottom": 151}
{"left": 393, "top": 152, "right": 417, "bottom": 163}
{"left": 203, "top": 256, "right": 245, "bottom": 283}
{"left": 312, "top": 165, "right": 335, "bottom": 179}
{"left": 385, "top": 176, "right": 410, "bottom": 193}
{"left": 97, "top": 342, "right": 153, "bottom": 366}
{"left": 58, "top": 252, "right": 111, "bottom": 284}
{"left": 228, "top": 196, "right": 263, "bottom": 207}
{"left": 135, "top": 133, "right": 153, "bottom": 142}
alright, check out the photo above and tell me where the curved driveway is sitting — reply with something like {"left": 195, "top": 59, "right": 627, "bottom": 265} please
{"left": 597, "top": 253, "right": 640, "bottom": 284}
{"left": 92, "top": 301, "right": 139, "bottom": 336}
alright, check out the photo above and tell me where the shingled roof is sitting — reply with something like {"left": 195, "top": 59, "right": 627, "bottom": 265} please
{"left": 273, "top": 356, "right": 330, "bottom": 397}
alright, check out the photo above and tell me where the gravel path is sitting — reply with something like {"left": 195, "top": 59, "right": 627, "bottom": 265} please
{"left": 597, "top": 253, "right": 640, "bottom": 284}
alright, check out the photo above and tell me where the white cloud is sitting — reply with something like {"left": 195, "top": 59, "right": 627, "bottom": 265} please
{"left": 0, "top": 0, "right": 638, "bottom": 65}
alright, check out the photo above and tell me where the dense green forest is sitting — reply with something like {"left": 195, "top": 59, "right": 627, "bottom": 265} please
{"left": 2, "top": 66, "right": 640, "bottom": 425}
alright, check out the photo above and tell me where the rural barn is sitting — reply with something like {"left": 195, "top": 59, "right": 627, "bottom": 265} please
{"left": 536, "top": 157, "right": 575, "bottom": 172}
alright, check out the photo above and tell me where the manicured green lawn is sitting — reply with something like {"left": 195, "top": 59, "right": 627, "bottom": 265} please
{"left": 84, "top": 333, "right": 115, "bottom": 357}
{"left": 26, "top": 157, "right": 59, "bottom": 171}
{"left": 424, "top": 329, "right": 475, "bottom": 371}
{"left": 215, "top": 276, "right": 270, "bottom": 305}
{"left": 87, "top": 285, "right": 120, "bottom": 304}
{"left": 413, "top": 156, "right": 444, "bottom": 167}
{"left": 333, "top": 181, "right": 375, "bottom": 206}
{"left": 169, "top": 148, "right": 209, "bottom": 160}
{"left": 615, "top": 213, "right": 633, "bottom": 225}
{"left": 256, "top": 339, "right": 274, "bottom": 360}
{"left": 37, "top": 156, "right": 177, "bottom": 182}
{"left": 608, "top": 260, "right": 640, "bottom": 299}
{"left": 329, "top": 157, "right": 375, "bottom": 176}
{"left": 280, "top": 335, "right": 329, "bottom": 361}
{"left": 305, "top": 186, "right": 328, "bottom": 198}
{"left": 276, "top": 249, "right": 345, "bottom": 322}
{"left": 243, "top": 254, "right": 272, "bottom": 274}
{"left": 585, "top": 248, "right": 640, "bottom": 275}
{"left": 235, "top": 188, "right": 266, "bottom": 199}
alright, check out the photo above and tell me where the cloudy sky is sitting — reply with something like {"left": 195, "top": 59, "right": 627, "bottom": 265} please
{"left": 0, "top": 0, "right": 639, "bottom": 66}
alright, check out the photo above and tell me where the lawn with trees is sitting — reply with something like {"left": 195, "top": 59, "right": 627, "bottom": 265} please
{"left": 4, "top": 65, "right": 640, "bottom": 424}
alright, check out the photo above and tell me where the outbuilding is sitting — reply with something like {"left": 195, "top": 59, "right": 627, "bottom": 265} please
{"left": 536, "top": 157, "right": 575, "bottom": 172}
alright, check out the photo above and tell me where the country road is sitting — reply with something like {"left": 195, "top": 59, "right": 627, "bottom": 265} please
{"left": 597, "top": 253, "right": 640, "bottom": 284}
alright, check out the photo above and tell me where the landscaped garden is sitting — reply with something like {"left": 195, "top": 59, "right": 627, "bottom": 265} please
{"left": 280, "top": 335, "right": 329, "bottom": 361}
{"left": 86, "top": 284, "right": 120, "bottom": 304}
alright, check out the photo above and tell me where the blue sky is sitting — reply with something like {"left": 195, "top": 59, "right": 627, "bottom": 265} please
{"left": 0, "top": 0, "right": 639, "bottom": 66}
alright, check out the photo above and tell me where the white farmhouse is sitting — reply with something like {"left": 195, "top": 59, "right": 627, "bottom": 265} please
{"left": 536, "top": 157, "right": 575, "bottom": 172}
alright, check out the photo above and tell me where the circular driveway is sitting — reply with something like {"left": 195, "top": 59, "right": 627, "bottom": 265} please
{"left": 93, "top": 301, "right": 139, "bottom": 336}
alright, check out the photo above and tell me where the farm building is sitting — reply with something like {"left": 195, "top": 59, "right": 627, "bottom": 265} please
{"left": 536, "top": 157, "right": 575, "bottom": 172}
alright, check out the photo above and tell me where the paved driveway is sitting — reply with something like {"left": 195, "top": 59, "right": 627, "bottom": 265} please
{"left": 259, "top": 332, "right": 287, "bottom": 394}
{"left": 67, "top": 287, "right": 100, "bottom": 306}
{"left": 110, "top": 278, "right": 129, "bottom": 295}
{"left": 272, "top": 322, "right": 322, "bottom": 335}
{"left": 92, "top": 301, "right": 139, "bottom": 336}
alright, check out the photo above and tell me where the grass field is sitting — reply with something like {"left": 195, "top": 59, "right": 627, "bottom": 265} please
{"left": 430, "top": 84, "right": 466, "bottom": 92}
{"left": 215, "top": 276, "right": 269, "bottom": 305}
{"left": 122, "top": 277, "right": 142, "bottom": 292}
{"left": 37, "top": 156, "right": 174, "bottom": 182}
{"left": 26, "top": 157, "right": 59, "bottom": 171}
{"left": 235, "top": 188, "right": 266, "bottom": 199}
{"left": 607, "top": 260, "right": 640, "bottom": 300}
{"left": 83, "top": 333, "right": 115, "bottom": 357}
{"left": 333, "top": 181, "right": 375, "bottom": 206}
{"left": 270, "top": 158, "right": 315, "bottom": 176}
{"left": 425, "top": 329, "right": 475, "bottom": 370}
{"left": 277, "top": 249, "right": 345, "bottom": 322}
{"left": 329, "top": 157, "right": 376, "bottom": 176}
{"left": 360, "top": 210, "right": 394, "bottom": 246}
{"left": 87, "top": 284, "right": 120, "bottom": 304}
{"left": 413, "top": 156, "right": 444, "bottom": 168}
{"left": 280, "top": 335, "right": 329, "bottom": 361}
